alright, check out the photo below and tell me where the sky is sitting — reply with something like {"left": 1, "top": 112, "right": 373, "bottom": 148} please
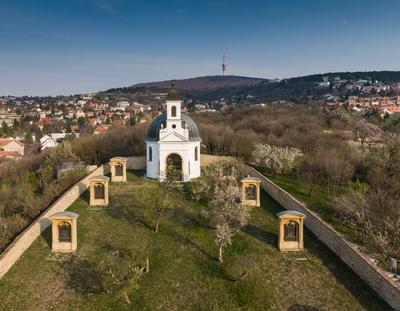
{"left": 1, "top": 0, "right": 400, "bottom": 96}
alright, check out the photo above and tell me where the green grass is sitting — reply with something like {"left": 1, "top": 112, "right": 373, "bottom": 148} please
{"left": 0, "top": 171, "right": 391, "bottom": 310}
{"left": 268, "top": 174, "right": 364, "bottom": 245}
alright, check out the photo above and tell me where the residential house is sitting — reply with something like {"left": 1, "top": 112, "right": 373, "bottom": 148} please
{"left": 40, "top": 135, "right": 57, "bottom": 151}
{"left": 94, "top": 125, "right": 109, "bottom": 135}
{"left": 0, "top": 137, "right": 24, "bottom": 155}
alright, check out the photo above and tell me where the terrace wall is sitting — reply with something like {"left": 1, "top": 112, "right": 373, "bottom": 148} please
{"left": 242, "top": 165, "right": 400, "bottom": 311}
{"left": 0, "top": 164, "right": 110, "bottom": 278}
{"left": 0, "top": 155, "right": 148, "bottom": 278}
{"left": 126, "top": 156, "right": 146, "bottom": 170}
{"left": 1, "top": 154, "right": 399, "bottom": 310}
{"left": 124, "top": 154, "right": 228, "bottom": 171}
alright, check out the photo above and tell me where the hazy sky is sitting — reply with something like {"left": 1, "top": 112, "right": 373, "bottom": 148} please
{"left": 1, "top": 0, "right": 400, "bottom": 96}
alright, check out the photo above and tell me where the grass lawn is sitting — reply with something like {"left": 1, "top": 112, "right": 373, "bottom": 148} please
{"left": 0, "top": 171, "right": 391, "bottom": 311}
{"left": 268, "top": 174, "right": 364, "bottom": 245}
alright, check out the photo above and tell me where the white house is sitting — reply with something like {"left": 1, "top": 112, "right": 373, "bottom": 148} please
{"left": 40, "top": 135, "right": 57, "bottom": 151}
{"left": 0, "top": 137, "right": 24, "bottom": 155}
{"left": 145, "top": 86, "right": 201, "bottom": 182}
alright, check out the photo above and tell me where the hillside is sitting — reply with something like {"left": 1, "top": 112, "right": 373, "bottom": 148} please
{"left": 132, "top": 75, "right": 264, "bottom": 91}
{"left": 104, "top": 71, "right": 400, "bottom": 102}
{"left": 0, "top": 170, "right": 390, "bottom": 310}
{"left": 105, "top": 75, "right": 265, "bottom": 101}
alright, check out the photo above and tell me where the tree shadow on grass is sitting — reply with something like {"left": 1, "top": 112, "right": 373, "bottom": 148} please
{"left": 256, "top": 190, "right": 391, "bottom": 310}
{"left": 173, "top": 207, "right": 214, "bottom": 230}
{"left": 168, "top": 229, "right": 247, "bottom": 283}
{"left": 242, "top": 224, "right": 276, "bottom": 246}
{"left": 195, "top": 250, "right": 250, "bottom": 283}
{"left": 259, "top": 189, "right": 284, "bottom": 215}
{"left": 107, "top": 199, "right": 154, "bottom": 231}
{"left": 127, "top": 169, "right": 146, "bottom": 178}
{"left": 169, "top": 229, "right": 217, "bottom": 261}
{"left": 304, "top": 227, "right": 393, "bottom": 311}
{"left": 80, "top": 189, "right": 90, "bottom": 205}
{"left": 288, "top": 304, "right": 321, "bottom": 311}
{"left": 40, "top": 222, "right": 53, "bottom": 249}
{"left": 63, "top": 257, "right": 103, "bottom": 295}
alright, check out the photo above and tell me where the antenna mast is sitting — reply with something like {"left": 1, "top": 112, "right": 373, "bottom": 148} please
{"left": 222, "top": 53, "right": 227, "bottom": 76}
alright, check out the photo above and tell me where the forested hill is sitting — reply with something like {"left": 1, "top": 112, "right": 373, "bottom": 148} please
{"left": 105, "top": 71, "right": 400, "bottom": 102}
{"left": 131, "top": 75, "right": 264, "bottom": 91}
{"left": 288, "top": 71, "right": 400, "bottom": 84}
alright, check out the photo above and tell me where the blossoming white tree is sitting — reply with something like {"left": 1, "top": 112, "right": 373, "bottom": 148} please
{"left": 252, "top": 143, "right": 303, "bottom": 175}
{"left": 191, "top": 160, "right": 250, "bottom": 263}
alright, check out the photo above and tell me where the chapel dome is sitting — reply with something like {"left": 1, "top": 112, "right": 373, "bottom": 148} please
{"left": 145, "top": 112, "right": 201, "bottom": 141}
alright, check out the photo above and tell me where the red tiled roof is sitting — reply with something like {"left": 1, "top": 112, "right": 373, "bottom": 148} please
{"left": 94, "top": 125, "right": 108, "bottom": 133}
{"left": 0, "top": 138, "right": 23, "bottom": 147}
{"left": 383, "top": 105, "right": 400, "bottom": 112}
{"left": 0, "top": 151, "right": 21, "bottom": 159}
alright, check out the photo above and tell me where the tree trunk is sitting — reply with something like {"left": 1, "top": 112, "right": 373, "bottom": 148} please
{"left": 307, "top": 183, "right": 315, "bottom": 197}
{"left": 123, "top": 292, "right": 131, "bottom": 304}
{"left": 218, "top": 244, "right": 223, "bottom": 263}
{"left": 155, "top": 210, "right": 162, "bottom": 233}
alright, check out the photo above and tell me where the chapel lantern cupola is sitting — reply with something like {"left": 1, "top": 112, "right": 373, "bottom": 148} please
{"left": 166, "top": 83, "right": 183, "bottom": 130}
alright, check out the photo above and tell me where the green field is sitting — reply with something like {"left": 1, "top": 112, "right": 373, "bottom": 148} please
{"left": 0, "top": 171, "right": 390, "bottom": 310}
{"left": 268, "top": 175, "right": 364, "bottom": 246}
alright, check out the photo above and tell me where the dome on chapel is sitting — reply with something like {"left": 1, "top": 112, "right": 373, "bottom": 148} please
{"left": 145, "top": 112, "right": 201, "bottom": 141}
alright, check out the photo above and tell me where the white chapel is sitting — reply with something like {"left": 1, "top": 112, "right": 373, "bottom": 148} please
{"left": 145, "top": 85, "right": 201, "bottom": 182}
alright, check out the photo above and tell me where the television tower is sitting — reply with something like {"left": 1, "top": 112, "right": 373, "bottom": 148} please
{"left": 222, "top": 53, "right": 227, "bottom": 76}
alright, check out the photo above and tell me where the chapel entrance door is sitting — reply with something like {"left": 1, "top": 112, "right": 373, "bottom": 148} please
{"left": 166, "top": 153, "right": 183, "bottom": 181}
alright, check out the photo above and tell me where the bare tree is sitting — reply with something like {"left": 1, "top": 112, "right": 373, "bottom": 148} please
{"left": 368, "top": 217, "right": 400, "bottom": 263}
{"left": 144, "top": 183, "right": 174, "bottom": 233}
{"left": 298, "top": 151, "right": 324, "bottom": 196}
{"left": 353, "top": 120, "right": 382, "bottom": 149}
{"left": 322, "top": 153, "right": 354, "bottom": 195}
{"left": 334, "top": 191, "right": 371, "bottom": 244}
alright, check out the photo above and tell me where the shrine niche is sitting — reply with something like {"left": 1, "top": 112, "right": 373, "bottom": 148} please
{"left": 276, "top": 210, "right": 306, "bottom": 251}
{"left": 49, "top": 211, "right": 79, "bottom": 252}
{"left": 110, "top": 157, "right": 127, "bottom": 182}
{"left": 241, "top": 176, "right": 261, "bottom": 207}
{"left": 89, "top": 176, "right": 109, "bottom": 206}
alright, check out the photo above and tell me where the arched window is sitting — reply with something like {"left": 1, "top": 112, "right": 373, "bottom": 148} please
{"left": 94, "top": 183, "right": 105, "bottom": 199}
{"left": 149, "top": 146, "right": 152, "bottom": 162}
{"left": 284, "top": 221, "right": 299, "bottom": 242}
{"left": 245, "top": 185, "right": 256, "bottom": 200}
{"left": 171, "top": 105, "right": 177, "bottom": 117}
{"left": 194, "top": 146, "right": 199, "bottom": 161}
{"left": 58, "top": 222, "right": 71, "bottom": 242}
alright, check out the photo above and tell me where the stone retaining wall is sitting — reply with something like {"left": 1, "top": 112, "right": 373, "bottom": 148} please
{"left": 0, "top": 164, "right": 110, "bottom": 278}
{"left": 125, "top": 154, "right": 231, "bottom": 171}
{"left": 1, "top": 155, "right": 399, "bottom": 309}
{"left": 243, "top": 166, "right": 400, "bottom": 311}
{"left": 126, "top": 156, "right": 146, "bottom": 170}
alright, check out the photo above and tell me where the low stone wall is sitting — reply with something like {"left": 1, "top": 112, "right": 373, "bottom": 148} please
{"left": 125, "top": 154, "right": 231, "bottom": 172}
{"left": 243, "top": 166, "right": 400, "bottom": 311}
{"left": 126, "top": 156, "right": 146, "bottom": 170}
{"left": 0, "top": 164, "right": 110, "bottom": 278}
{"left": 200, "top": 154, "right": 232, "bottom": 167}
